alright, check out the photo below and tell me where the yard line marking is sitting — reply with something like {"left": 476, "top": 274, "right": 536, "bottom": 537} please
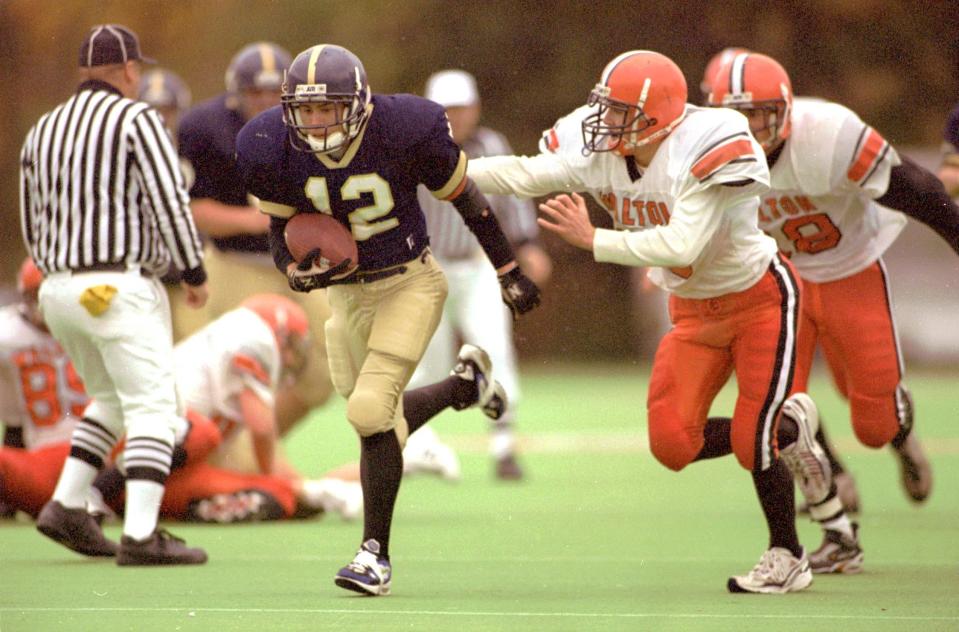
{"left": 2, "top": 608, "right": 957, "bottom": 621}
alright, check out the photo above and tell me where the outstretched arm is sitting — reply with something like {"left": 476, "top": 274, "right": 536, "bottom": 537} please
{"left": 469, "top": 153, "right": 584, "bottom": 198}
{"left": 877, "top": 155, "right": 959, "bottom": 255}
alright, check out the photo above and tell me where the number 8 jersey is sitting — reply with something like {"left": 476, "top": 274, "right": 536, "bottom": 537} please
{"left": 759, "top": 97, "right": 905, "bottom": 282}
{"left": 0, "top": 305, "right": 87, "bottom": 449}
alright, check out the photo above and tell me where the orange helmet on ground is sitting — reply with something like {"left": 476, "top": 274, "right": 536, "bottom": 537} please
{"left": 705, "top": 52, "right": 793, "bottom": 151}
{"left": 17, "top": 258, "right": 43, "bottom": 296}
{"left": 582, "top": 50, "right": 688, "bottom": 156}
{"left": 700, "top": 47, "right": 750, "bottom": 100}
{"left": 240, "top": 294, "right": 310, "bottom": 375}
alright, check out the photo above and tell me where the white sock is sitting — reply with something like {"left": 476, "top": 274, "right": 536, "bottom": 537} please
{"left": 489, "top": 429, "right": 515, "bottom": 460}
{"left": 52, "top": 457, "right": 99, "bottom": 509}
{"left": 123, "top": 479, "right": 165, "bottom": 540}
{"left": 822, "top": 513, "right": 855, "bottom": 540}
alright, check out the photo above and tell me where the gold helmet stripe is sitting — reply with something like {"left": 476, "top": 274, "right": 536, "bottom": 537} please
{"left": 306, "top": 45, "right": 327, "bottom": 85}
{"left": 257, "top": 42, "right": 276, "bottom": 72}
{"left": 147, "top": 70, "right": 165, "bottom": 100}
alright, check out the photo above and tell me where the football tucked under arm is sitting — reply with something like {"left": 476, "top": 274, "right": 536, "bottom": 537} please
{"left": 269, "top": 214, "right": 357, "bottom": 292}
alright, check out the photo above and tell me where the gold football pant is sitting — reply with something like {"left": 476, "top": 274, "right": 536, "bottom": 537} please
{"left": 325, "top": 250, "right": 447, "bottom": 446}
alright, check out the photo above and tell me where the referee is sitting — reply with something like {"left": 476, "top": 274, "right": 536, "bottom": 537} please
{"left": 19, "top": 24, "right": 208, "bottom": 565}
{"left": 408, "top": 69, "right": 552, "bottom": 480}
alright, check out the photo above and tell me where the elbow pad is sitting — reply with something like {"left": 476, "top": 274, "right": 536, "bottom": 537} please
{"left": 450, "top": 178, "right": 491, "bottom": 218}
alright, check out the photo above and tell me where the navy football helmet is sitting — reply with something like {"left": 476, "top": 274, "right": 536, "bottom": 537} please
{"left": 225, "top": 42, "right": 292, "bottom": 94}
{"left": 139, "top": 68, "right": 192, "bottom": 112}
{"left": 281, "top": 44, "right": 372, "bottom": 155}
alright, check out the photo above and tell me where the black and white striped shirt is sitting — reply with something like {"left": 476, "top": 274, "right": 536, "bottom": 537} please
{"left": 417, "top": 126, "right": 539, "bottom": 261}
{"left": 19, "top": 79, "right": 205, "bottom": 284}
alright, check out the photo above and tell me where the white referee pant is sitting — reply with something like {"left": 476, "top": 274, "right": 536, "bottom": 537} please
{"left": 408, "top": 253, "right": 521, "bottom": 422}
{"left": 39, "top": 266, "right": 180, "bottom": 446}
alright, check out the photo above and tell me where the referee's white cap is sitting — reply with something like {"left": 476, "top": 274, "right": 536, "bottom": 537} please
{"left": 425, "top": 69, "right": 479, "bottom": 108}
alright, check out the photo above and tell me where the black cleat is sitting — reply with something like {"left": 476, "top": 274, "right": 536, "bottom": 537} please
{"left": 36, "top": 500, "right": 118, "bottom": 557}
{"left": 116, "top": 528, "right": 207, "bottom": 566}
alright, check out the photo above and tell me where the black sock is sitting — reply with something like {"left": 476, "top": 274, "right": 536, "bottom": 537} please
{"left": 815, "top": 424, "right": 846, "bottom": 475}
{"left": 360, "top": 430, "right": 404, "bottom": 559}
{"left": 694, "top": 417, "right": 733, "bottom": 461}
{"left": 752, "top": 460, "right": 802, "bottom": 558}
{"left": 92, "top": 465, "right": 126, "bottom": 505}
{"left": 404, "top": 376, "right": 474, "bottom": 434}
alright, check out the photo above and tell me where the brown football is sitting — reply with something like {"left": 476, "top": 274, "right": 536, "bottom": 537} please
{"left": 284, "top": 213, "right": 359, "bottom": 270}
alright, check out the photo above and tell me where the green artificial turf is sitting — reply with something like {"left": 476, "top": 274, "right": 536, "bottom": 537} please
{"left": 1, "top": 365, "right": 956, "bottom": 631}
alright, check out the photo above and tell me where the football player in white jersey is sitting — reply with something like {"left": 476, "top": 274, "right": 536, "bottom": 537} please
{"left": 89, "top": 293, "right": 364, "bottom": 522}
{"left": 705, "top": 52, "right": 959, "bottom": 570}
{"left": 469, "top": 49, "right": 855, "bottom": 593}
{"left": 0, "top": 259, "right": 88, "bottom": 517}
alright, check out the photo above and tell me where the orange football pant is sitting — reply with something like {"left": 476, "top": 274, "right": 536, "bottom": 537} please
{"left": 792, "top": 260, "right": 906, "bottom": 448}
{"left": 0, "top": 410, "right": 221, "bottom": 519}
{"left": 159, "top": 463, "right": 297, "bottom": 519}
{"left": 648, "top": 256, "right": 801, "bottom": 473}
{"left": 0, "top": 443, "right": 70, "bottom": 518}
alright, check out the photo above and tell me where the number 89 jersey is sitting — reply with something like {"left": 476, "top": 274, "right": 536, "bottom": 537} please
{"left": 760, "top": 97, "right": 905, "bottom": 283}
{"left": 0, "top": 305, "right": 87, "bottom": 449}
{"left": 236, "top": 94, "right": 467, "bottom": 271}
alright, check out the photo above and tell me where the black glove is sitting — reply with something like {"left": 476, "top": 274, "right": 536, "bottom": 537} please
{"left": 498, "top": 266, "right": 541, "bottom": 319}
{"left": 287, "top": 249, "right": 356, "bottom": 292}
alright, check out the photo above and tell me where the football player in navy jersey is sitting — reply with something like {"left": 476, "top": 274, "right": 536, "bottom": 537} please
{"left": 176, "top": 42, "right": 337, "bottom": 444}
{"left": 236, "top": 44, "right": 541, "bottom": 596}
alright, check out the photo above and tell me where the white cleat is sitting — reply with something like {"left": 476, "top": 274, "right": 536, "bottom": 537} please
{"left": 780, "top": 393, "right": 832, "bottom": 505}
{"left": 403, "top": 427, "right": 462, "bottom": 482}
{"left": 299, "top": 478, "right": 363, "bottom": 521}
{"left": 451, "top": 344, "right": 508, "bottom": 419}
{"left": 728, "top": 547, "right": 813, "bottom": 594}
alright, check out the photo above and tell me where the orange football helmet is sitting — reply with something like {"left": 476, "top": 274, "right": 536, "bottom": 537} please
{"left": 582, "top": 50, "right": 688, "bottom": 156}
{"left": 705, "top": 52, "right": 793, "bottom": 151}
{"left": 241, "top": 294, "right": 311, "bottom": 376}
{"left": 700, "top": 47, "right": 750, "bottom": 100}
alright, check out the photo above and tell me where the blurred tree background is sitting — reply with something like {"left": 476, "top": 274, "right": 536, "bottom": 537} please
{"left": 3, "top": 0, "right": 958, "bottom": 359}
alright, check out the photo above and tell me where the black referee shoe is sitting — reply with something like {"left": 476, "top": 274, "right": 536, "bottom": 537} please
{"left": 117, "top": 528, "right": 207, "bottom": 566}
{"left": 36, "top": 500, "right": 118, "bottom": 557}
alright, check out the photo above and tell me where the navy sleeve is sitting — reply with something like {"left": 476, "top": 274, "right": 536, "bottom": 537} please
{"left": 407, "top": 99, "right": 467, "bottom": 198}
{"left": 235, "top": 115, "right": 282, "bottom": 203}
{"left": 177, "top": 110, "right": 220, "bottom": 199}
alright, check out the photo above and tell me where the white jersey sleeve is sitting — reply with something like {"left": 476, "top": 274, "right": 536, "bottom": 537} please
{"left": 468, "top": 106, "right": 599, "bottom": 198}
{"left": 175, "top": 308, "right": 281, "bottom": 427}
{"left": 819, "top": 101, "right": 899, "bottom": 199}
